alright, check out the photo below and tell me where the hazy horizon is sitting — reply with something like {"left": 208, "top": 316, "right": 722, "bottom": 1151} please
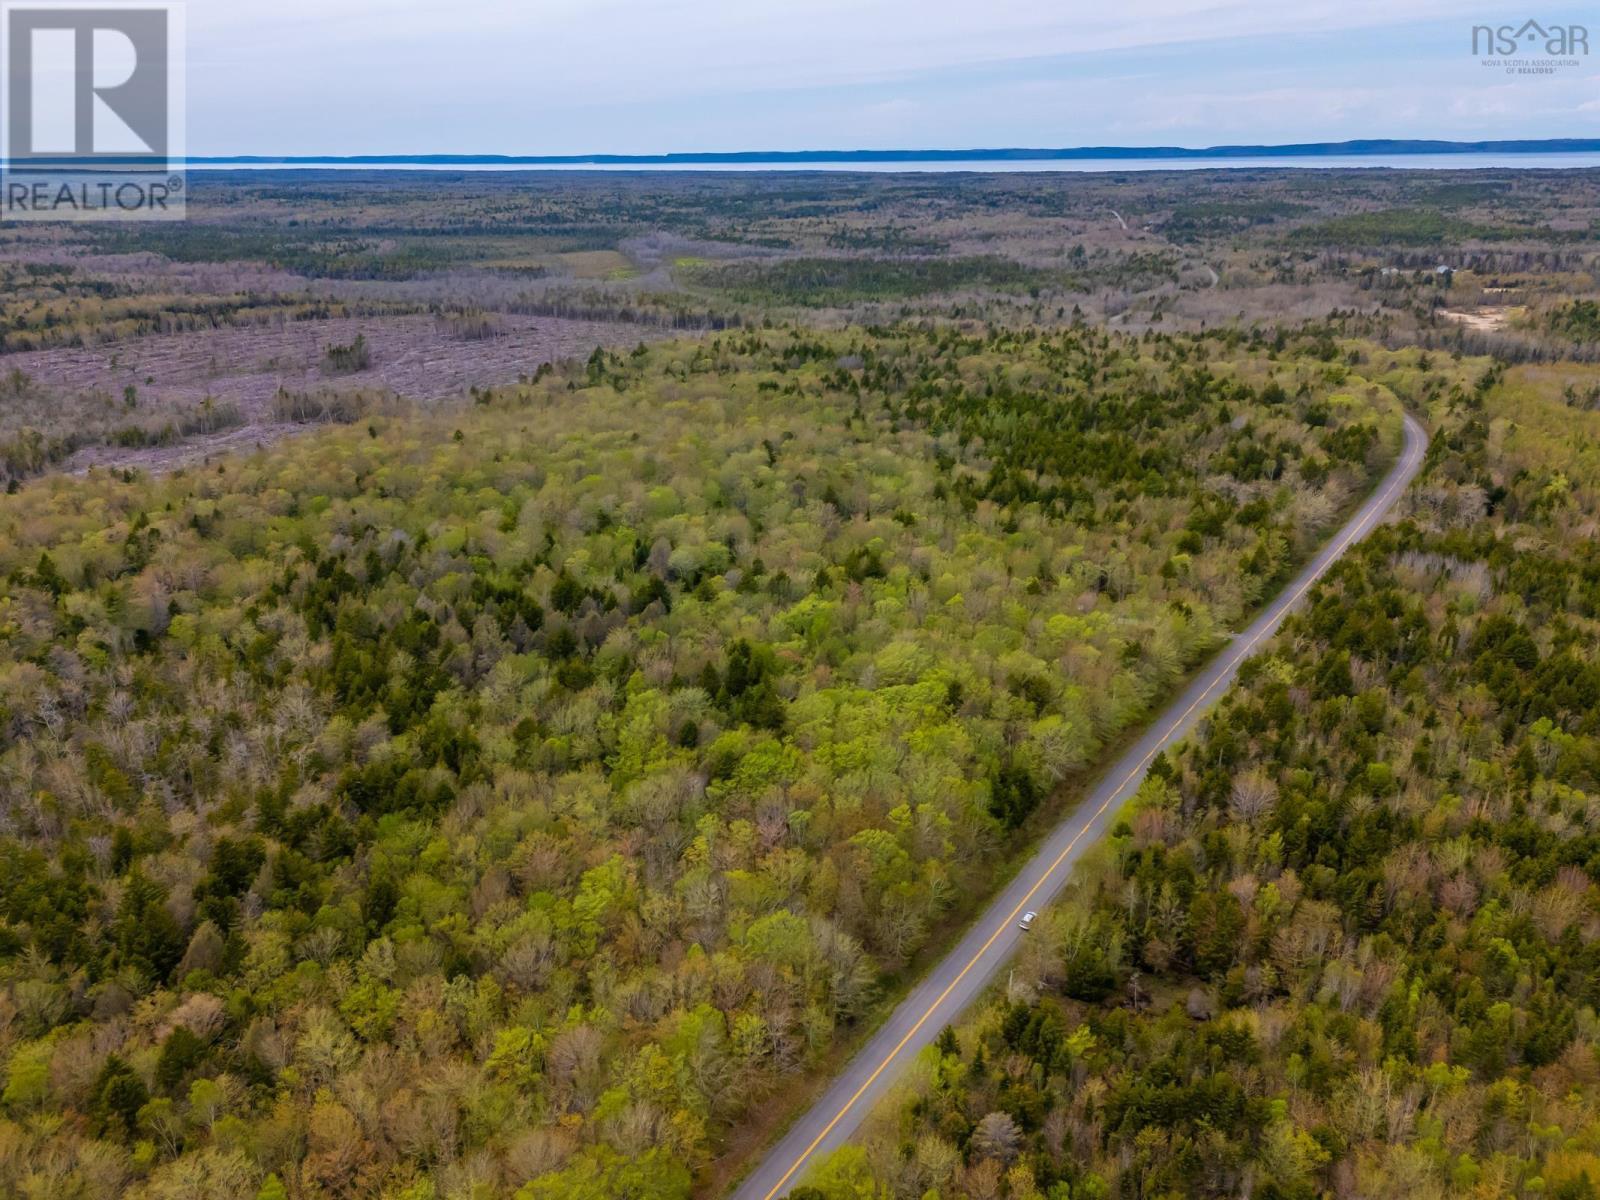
{"left": 171, "top": 138, "right": 1600, "bottom": 162}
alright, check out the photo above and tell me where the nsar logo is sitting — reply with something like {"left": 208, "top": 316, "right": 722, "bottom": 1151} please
{"left": 1471, "top": 18, "right": 1588, "bottom": 75}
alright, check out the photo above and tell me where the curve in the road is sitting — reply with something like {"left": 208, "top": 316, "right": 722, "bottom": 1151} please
{"left": 731, "top": 411, "right": 1429, "bottom": 1200}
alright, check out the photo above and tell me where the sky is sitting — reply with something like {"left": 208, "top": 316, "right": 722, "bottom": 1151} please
{"left": 186, "top": 0, "right": 1600, "bottom": 155}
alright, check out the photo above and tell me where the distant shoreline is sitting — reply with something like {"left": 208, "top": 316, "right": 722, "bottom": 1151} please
{"left": 175, "top": 138, "right": 1600, "bottom": 165}
{"left": 15, "top": 140, "right": 1600, "bottom": 176}
{"left": 166, "top": 153, "right": 1600, "bottom": 176}
{"left": 11, "top": 137, "right": 1595, "bottom": 170}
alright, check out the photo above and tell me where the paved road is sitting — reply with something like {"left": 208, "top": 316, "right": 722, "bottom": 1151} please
{"left": 730, "top": 412, "right": 1429, "bottom": 1200}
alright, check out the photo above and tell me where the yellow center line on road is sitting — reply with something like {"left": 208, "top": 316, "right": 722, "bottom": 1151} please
{"left": 757, "top": 423, "right": 1420, "bottom": 1200}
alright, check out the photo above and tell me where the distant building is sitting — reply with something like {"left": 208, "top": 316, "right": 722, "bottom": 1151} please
{"left": 1376, "top": 264, "right": 1453, "bottom": 283}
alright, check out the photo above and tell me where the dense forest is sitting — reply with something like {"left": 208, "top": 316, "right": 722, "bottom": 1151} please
{"left": 0, "top": 324, "right": 1394, "bottom": 1199}
{"left": 5, "top": 162, "right": 1600, "bottom": 1200}
{"left": 821, "top": 356, "right": 1600, "bottom": 1200}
